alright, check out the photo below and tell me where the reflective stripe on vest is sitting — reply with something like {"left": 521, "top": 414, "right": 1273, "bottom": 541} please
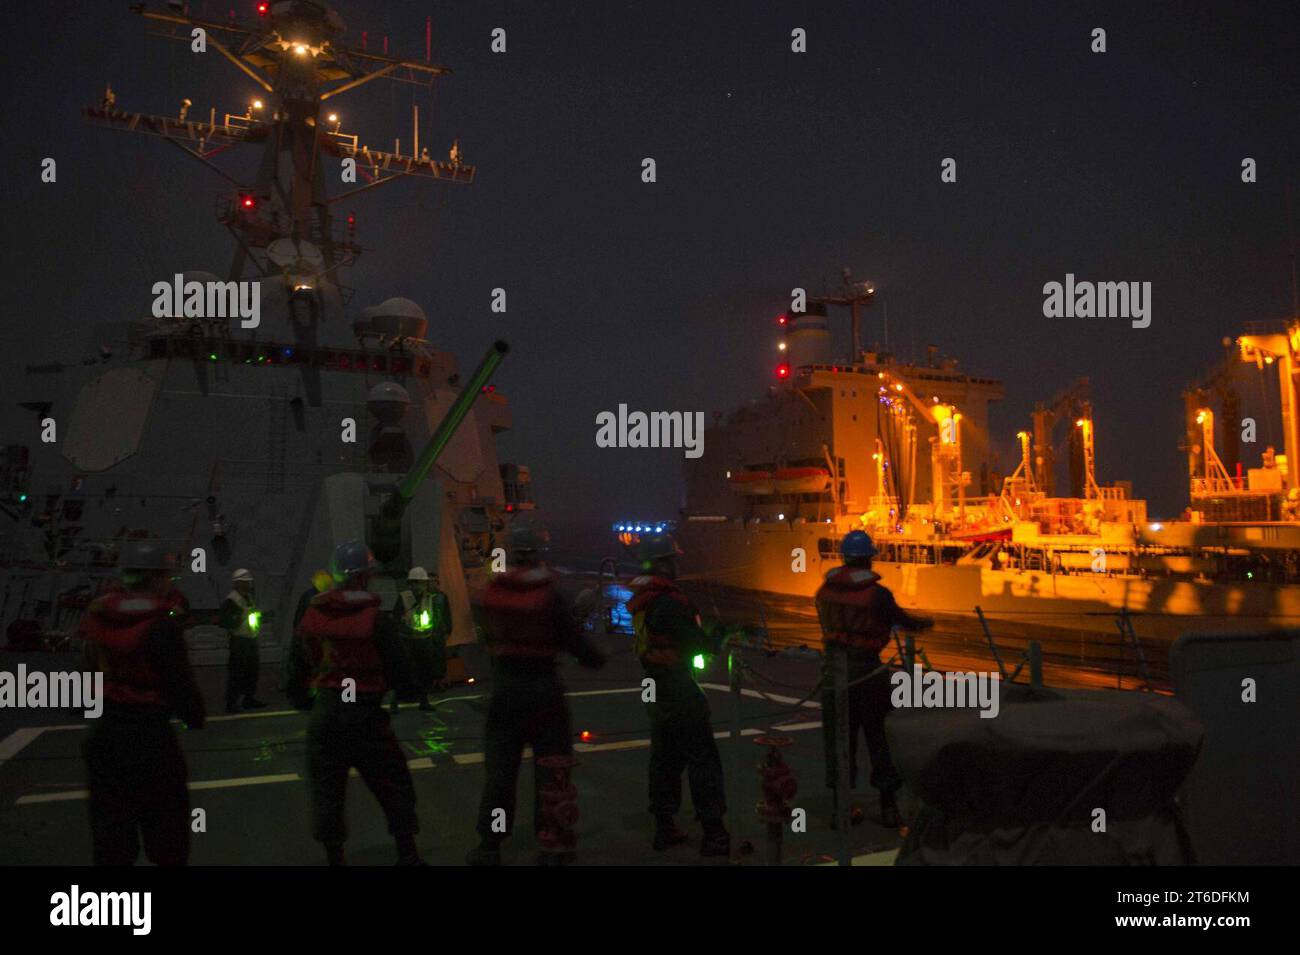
{"left": 400, "top": 591, "right": 437, "bottom": 636}
{"left": 227, "top": 590, "right": 261, "bottom": 639}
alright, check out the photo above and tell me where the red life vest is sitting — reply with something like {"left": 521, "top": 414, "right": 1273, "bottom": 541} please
{"left": 814, "top": 567, "right": 894, "bottom": 654}
{"left": 296, "top": 590, "right": 386, "bottom": 693}
{"left": 627, "top": 575, "right": 696, "bottom": 667}
{"left": 475, "top": 567, "right": 564, "bottom": 660}
{"left": 78, "top": 592, "right": 174, "bottom": 707}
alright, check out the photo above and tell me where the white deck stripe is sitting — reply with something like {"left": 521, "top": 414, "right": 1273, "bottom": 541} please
{"left": 699, "top": 683, "right": 822, "bottom": 708}
{"left": 25, "top": 686, "right": 646, "bottom": 735}
{"left": 0, "top": 728, "right": 47, "bottom": 768}
{"left": 816, "top": 848, "right": 900, "bottom": 867}
{"left": 17, "top": 771, "right": 303, "bottom": 805}
{"left": 12, "top": 687, "right": 818, "bottom": 803}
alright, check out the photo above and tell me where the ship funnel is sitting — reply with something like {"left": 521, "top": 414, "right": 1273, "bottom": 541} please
{"left": 784, "top": 303, "right": 832, "bottom": 370}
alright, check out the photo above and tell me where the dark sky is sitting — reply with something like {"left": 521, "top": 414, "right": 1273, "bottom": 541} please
{"left": 2, "top": 0, "right": 1298, "bottom": 522}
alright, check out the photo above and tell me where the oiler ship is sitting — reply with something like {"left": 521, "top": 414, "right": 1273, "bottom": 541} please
{"left": 673, "top": 276, "right": 1300, "bottom": 643}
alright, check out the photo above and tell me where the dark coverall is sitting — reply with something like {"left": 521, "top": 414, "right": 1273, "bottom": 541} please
{"left": 815, "top": 567, "right": 926, "bottom": 794}
{"left": 79, "top": 593, "right": 206, "bottom": 866}
{"left": 473, "top": 567, "right": 604, "bottom": 844}
{"left": 630, "top": 579, "right": 727, "bottom": 823}
{"left": 287, "top": 590, "right": 420, "bottom": 846}
{"left": 220, "top": 591, "right": 260, "bottom": 709}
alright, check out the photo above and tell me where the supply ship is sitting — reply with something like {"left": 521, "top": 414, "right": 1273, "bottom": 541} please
{"left": 0, "top": 2, "right": 533, "bottom": 659}
{"left": 672, "top": 274, "right": 1300, "bottom": 643}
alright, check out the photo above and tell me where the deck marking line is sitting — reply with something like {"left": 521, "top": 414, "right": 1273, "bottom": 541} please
{"left": 17, "top": 771, "right": 302, "bottom": 805}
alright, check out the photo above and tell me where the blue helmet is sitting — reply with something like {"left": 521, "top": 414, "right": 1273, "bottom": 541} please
{"left": 330, "top": 539, "right": 375, "bottom": 581}
{"left": 840, "top": 530, "right": 877, "bottom": 560}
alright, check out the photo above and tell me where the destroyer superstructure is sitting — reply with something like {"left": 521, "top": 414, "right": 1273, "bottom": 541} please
{"left": 0, "top": 2, "right": 531, "bottom": 657}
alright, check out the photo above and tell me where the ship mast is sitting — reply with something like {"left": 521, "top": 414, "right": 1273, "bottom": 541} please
{"left": 83, "top": 2, "right": 474, "bottom": 302}
{"left": 812, "top": 267, "right": 876, "bottom": 362}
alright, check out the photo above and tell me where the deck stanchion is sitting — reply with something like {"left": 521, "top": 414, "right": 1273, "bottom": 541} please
{"left": 729, "top": 645, "right": 743, "bottom": 863}
{"left": 830, "top": 643, "right": 851, "bottom": 866}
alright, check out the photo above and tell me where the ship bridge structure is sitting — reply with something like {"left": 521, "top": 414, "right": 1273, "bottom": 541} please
{"left": 684, "top": 275, "right": 1004, "bottom": 535}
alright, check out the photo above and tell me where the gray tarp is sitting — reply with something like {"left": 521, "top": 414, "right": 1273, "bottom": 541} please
{"left": 888, "top": 685, "right": 1202, "bottom": 864}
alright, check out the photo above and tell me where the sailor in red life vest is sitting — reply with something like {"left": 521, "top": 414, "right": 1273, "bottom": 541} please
{"left": 628, "top": 534, "right": 731, "bottom": 857}
{"left": 78, "top": 539, "right": 206, "bottom": 866}
{"left": 286, "top": 539, "right": 424, "bottom": 866}
{"left": 467, "top": 523, "right": 605, "bottom": 866}
{"left": 814, "top": 530, "right": 932, "bottom": 829}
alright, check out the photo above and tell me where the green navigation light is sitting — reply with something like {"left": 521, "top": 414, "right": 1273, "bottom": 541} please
{"left": 692, "top": 654, "right": 706, "bottom": 671}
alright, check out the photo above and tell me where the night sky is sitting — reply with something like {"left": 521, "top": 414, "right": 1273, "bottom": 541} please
{"left": 2, "top": 0, "right": 1298, "bottom": 525}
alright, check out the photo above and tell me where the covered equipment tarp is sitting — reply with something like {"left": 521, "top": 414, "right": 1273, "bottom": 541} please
{"left": 889, "top": 685, "right": 1202, "bottom": 865}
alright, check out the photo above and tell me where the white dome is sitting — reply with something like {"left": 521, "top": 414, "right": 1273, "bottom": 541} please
{"left": 362, "top": 297, "right": 427, "bottom": 323}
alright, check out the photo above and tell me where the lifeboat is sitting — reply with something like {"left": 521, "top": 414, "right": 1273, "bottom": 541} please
{"left": 728, "top": 470, "right": 775, "bottom": 496}
{"left": 773, "top": 466, "right": 831, "bottom": 494}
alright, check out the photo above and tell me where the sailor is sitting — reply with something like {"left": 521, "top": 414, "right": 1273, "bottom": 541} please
{"left": 427, "top": 571, "right": 457, "bottom": 689}
{"left": 468, "top": 523, "right": 605, "bottom": 865}
{"left": 391, "top": 566, "right": 451, "bottom": 712}
{"left": 78, "top": 539, "right": 206, "bottom": 865}
{"left": 287, "top": 540, "right": 424, "bottom": 866}
{"left": 220, "top": 568, "right": 266, "bottom": 713}
{"left": 815, "top": 530, "right": 933, "bottom": 829}
{"left": 628, "top": 534, "right": 730, "bottom": 857}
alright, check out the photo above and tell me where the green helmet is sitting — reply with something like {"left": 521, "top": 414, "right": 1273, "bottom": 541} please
{"left": 636, "top": 533, "right": 683, "bottom": 567}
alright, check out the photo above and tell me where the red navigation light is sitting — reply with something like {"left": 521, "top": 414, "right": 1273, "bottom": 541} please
{"left": 241, "top": 194, "right": 255, "bottom": 209}
{"left": 776, "top": 363, "right": 790, "bottom": 379}
{"left": 257, "top": 2, "right": 269, "bottom": 16}
{"left": 777, "top": 314, "right": 788, "bottom": 326}
{"left": 579, "top": 730, "right": 593, "bottom": 743}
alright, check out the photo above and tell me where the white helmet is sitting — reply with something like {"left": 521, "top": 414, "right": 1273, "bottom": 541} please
{"left": 408, "top": 566, "right": 429, "bottom": 581}
{"left": 232, "top": 568, "right": 254, "bottom": 582}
